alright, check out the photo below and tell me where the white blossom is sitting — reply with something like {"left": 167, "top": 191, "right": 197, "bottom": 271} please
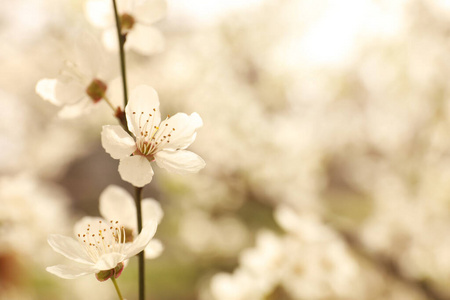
{"left": 46, "top": 217, "right": 157, "bottom": 280}
{"left": 35, "top": 33, "right": 115, "bottom": 118}
{"left": 101, "top": 85, "right": 205, "bottom": 187}
{"left": 84, "top": 0, "right": 166, "bottom": 55}
{"left": 98, "top": 184, "right": 164, "bottom": 259}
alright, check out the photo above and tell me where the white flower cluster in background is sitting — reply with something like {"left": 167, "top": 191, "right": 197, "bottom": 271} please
{"left": 208, "top": 206, "right": 363, "bottom": 300}
{"left": 0, "top": 174, "right": 72, "bottom": 264}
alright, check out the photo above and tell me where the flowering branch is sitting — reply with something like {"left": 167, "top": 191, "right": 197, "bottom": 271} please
{"left": 111, "top": 2, "right": 145, "bottom": 300}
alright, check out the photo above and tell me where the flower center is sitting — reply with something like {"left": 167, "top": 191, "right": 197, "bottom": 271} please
{"left": 120, "top": 13, "right": 135, "bottom": 33}
{"left": 76, "top": 220, "right": 127, "bottom": 262}
{"left": 131, "top": 111, "right": 176, "bottom": 158}
{"left": 86, "top": 79, "right": 107, "bottom": 102}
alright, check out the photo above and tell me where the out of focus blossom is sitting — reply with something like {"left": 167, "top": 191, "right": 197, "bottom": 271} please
{"left": 0, "top": 174, "right": 74, "bottom": 298}
{"left": 179, "top": 209, "right": 249, "bottom": 256}
{"left": 36, "top": 33, "right": 117, "bottom": 118}
{"left": 209, "top": 206, "right": 362, "bottom": 300}
{"left": 102, "top": 85, "right": 205, "bottom": 187}
{"left": 84, "top": 0, "right": 166, "bottom": 55}
{"left": 0, "top": 174, "right": 72, "bottom": 263}
{"left": 210, "top": 269, "right": 269, "bottom": 300}
{"left": 47, "top": 217, "right": 157, "bottom": 280}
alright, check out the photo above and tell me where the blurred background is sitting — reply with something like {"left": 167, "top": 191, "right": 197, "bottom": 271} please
{"left": 2, "top": 0, "right": 450, "bottom": 299}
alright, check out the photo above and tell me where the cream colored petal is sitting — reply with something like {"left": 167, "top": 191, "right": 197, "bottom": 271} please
{"left": 125, "top": 219, "right": 157, "bottom": 258}
{"left": 99, "top": 185, "right": 137, "bottom": 229}
{"left": 142, "top": 198, "right": 163, "bottom": 224}
{"left": 134, "top": 0, "right": 167, "bottom": 24}
{"left": 84, "top": 0, "right": 114, "bottom": 28}
{"left": 144, "top": 239, "right": 164, "bottom": 259}
{"left": 54, "top": 75, "right": 86, "bottom": 105}
{"left": 156, "top": 112, "right": 203, "bottom": 150}
{"left": 57, "top": 97, "right": 94, "bottom": 119}
{"left": 47, "top": 234, "right": 93, "bottom": 265}
{"left": 101, "top": 125, "right": 136, "bottom": 159}
{"left": 155, "top": 150, "right": 205, "bottom": 174}
{"left": 95, "top": 253, "right": 127, "bottom": 270}
{"left": 118, "top": 155, "right": 154, "bottom": 187}
{"left": 74, "top": 32, "right": 103, "bottom": 78}
{"left": 126, "top": 25, "right": 164, "bottom": 56}
{"left": 102, "top": 27, "right": 119, "bottom": 53}
{"left": 125, "top": 85, "right": 161, "bottom": 137}
{"left": 46, "top": 264, "right": 97, "bottom": 279}
{"left": 36, "top": 78, "right": 60, "bottom": 105}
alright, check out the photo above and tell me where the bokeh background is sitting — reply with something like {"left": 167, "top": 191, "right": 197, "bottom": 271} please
{"left": 2, "top": 0, "right": 450, "bottom": 299}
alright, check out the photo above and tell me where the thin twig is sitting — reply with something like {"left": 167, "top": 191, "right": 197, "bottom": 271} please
{"left": 111, "top": 0, "right": 129, "bottom": 109}
{"left": 135, "top": 186, "right": 145, "bottom": 300}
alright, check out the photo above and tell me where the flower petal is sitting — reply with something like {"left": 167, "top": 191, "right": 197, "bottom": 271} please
{"left": 46, "top": 264, "right": 97, "bottom": 279}
{"left": 99, "top": 185, "right": 137, "bottom": 229}
{"left": 125, "top": 219, "right": 158, "bottom": 258}
{"left": 57, "top": 97, "right": 94, "bottom": 119}
{"left": 36, "top": 78, "right": 60, "bottom": 105}
{"left": 102, "top": 27, "right": 119, "bottom": 53}
{"left": 118, "top": 155, "right": 154, "bottom": 187}
{"left": 125, "top": 85, "right": 161, "bottom": 138}
{"left": 54, "top": 75, "right": 86, "bottom": 105}
{"left": 155, "top": 150, "right": 205, "bottom": 174}
{"left": 142, "top": 198, "right": 163, "bottom": 224}
{"left": 84, "top": 0, "right": 114, "bottom": 28}
{"left": 134, "top": 0, "right": 167, "bottom": 24}
{"left": 117, "top": 0, "right": 133, "bottom": 12}
{"left": 126, "top": 25, "right": 165, "bottom": 55}
{"left": 157, "top": 112, "right": 203, "bottom": 150}
{"left": 95, "top": 253, "right": 127, "bottom": 271}
{"left": 75, "top": 32, "right": 103, "bottom": 78}
{"left": 101, "top": 125, "right": 136, "bottom": 159}
{"left": 144, "top": 239, "right": 164, "bottom": 259}
{"left": 47, "top": 234, "right": 93, "bottom": 265}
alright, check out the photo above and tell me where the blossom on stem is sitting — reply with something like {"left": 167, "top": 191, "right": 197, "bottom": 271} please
{"left": 36, "top": 33, "right": 116, "bottom": 118}
{"left": 101, "top": 85, "right": 205, "bottom": 187}
{"left": 46, "top": 217, "right": 157, "bottom": 280}
{"left": 84, "top": 0, "right": 166, "bottom": 55}
{"left": 98, "top": 185, "right": 164, "bottom": 259}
